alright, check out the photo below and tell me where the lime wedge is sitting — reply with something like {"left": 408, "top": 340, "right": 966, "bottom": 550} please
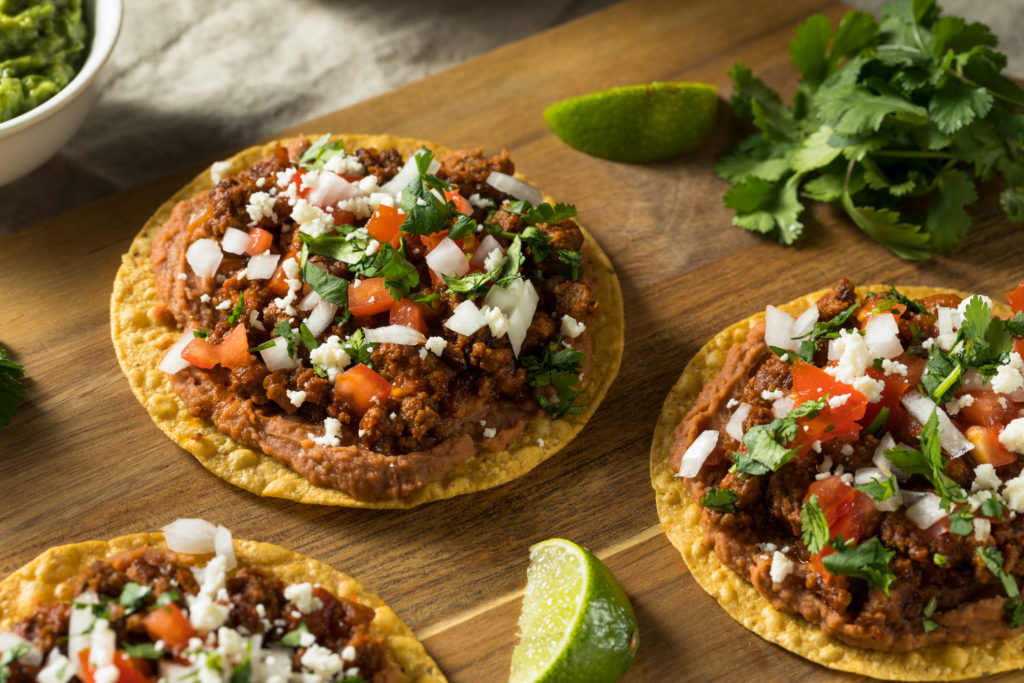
{"left": 543, "top": 82, "right": 718, "bottom": 162}
{"left": 509, "top": 539, "right": 639, "bottom": 683}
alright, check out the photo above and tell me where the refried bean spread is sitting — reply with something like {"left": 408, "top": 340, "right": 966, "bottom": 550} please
{"left": 149, "top": 135, "right": 598, "bottom": 501}
{"left": 671, "top": 278, "right": 1024, "bottom": 651}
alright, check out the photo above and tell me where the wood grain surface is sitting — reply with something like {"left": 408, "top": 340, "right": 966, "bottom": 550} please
{"left": 2, "top": 0, "right": 1023, "bottom": 680}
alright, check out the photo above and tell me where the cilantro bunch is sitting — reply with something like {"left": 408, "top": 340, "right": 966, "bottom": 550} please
{"left": 716, "top": 0, "right": 1024, "bottom": 260}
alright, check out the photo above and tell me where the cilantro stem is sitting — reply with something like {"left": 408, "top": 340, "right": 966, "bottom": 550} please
{"left": 870, "top": 150, "right": 956, "bottom": 160}
{"left": 934, "top": 360, "right": 961, "bottom": 400}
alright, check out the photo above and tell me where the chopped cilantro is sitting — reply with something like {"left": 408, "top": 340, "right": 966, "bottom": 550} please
{"left": 922, "top": 619, "right": 941, "bottom": 634}
{"left": 0, "top": 346, "right": 25, "bottom": 429}
{"left": 977, "top": 547, "right": 1020, "bottom": 598}
{"left": 980, "top": 497, "right": 1007, "bottom": 521}
{"left": 504, "top": 200, "right": 578, "bottom": 224}
{"left": 154, "top": 590, "right": 181, "bottom": 607}
{"left": 861, "top": 406, "right": 890, "bottom": 438}
{"left": 341, "top": 330, "right": 375, "bottom": 368}
{"left": 301, "top": 231, "right": 420, "bottom": 301}
{"left": 795, "top": 303, "right": 859, "bottom": 343}
{"left": 823, "top": 536, "right": 896, "bottom": 593}
{"left": 877, "top": 286, "right": 927, "bottom": 315}
{"left": 923, "top": 595, "right": 937, "bottom": 617}
{"left": 855, "top": 475, "right": 896, "bottom": 502}
{"left": 1007, "top": 599, "right": 1024, "bottom": 629}
{"left": 299, "top": 323, "right": 319, "bottom": 353}
{"left": 800, "top": 494, "right": 829, "bottom": 554}
{"left": 280, "top": 622, "right": 310, "bottom": 648}
{"left": 0, "top": 643, "right": 30, "bottom": 681}
{"left": 118, "top": 582, "right": 151, "bottom": 612}
{"left": 447, "top": 214, "right": 477, "bottom": 240}
{"left": 933, "top": 553, "right": 947, "bottom": 567}
{"left": 123, "top": 642, "right": 161, "bottom": 659}
{"left": 884, "top": 410, "right": 966, "bottom": 506}
{"left": 520, "top": 343, "right": 586, "bottom": 419}
{"left": 444, "top": 235, "right": 524, "bottom": 298}
{"left": 298, "top": 134, "right": 346, "bottom": 171}
{"left": 701, "top": 487, "right": 739, "bottom": 513}
{"left": 273, "top": 321, "right": 297, "bottom": 359}
{"left": 408, "top": 291, "right": 439, "bottom": 306}
{"left": 731, "top": 398, "right": 827, "bottom": 476}
{"left": 192, "top": 329, "right": 209, "bottom": 339}
{"left": 948, "top": 507, "right": 974, "bottom": 536}
{"left": 301, "top": 260, "right": 349, "bottom": 309}
{"left": 399, "top": 148, "right": 456, "bottom": 236}
{"left": 226, "top": 293, "right": 246, "bottom": 325}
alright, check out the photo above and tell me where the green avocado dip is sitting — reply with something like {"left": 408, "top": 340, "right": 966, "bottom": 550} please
{"left": 0, "top": 0, "right": 87, "bottom": 123}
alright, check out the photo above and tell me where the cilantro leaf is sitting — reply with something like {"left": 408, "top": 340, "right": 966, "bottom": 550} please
{"left": 280, "top": 622, "right": 310, "bottom": 648}
{"left": 123, "top": 642, "right": 162, "bottom": 659}
{"left": 0, "top": 346, "right": 25, "bottom": 429}
{"left": 884, "top": 410, "right": 966, "bottom": 505}
{"left": 980, "top": 496, "right": 1007, "bottom": 520}
{"left": 444, "top": 236, "right": 524, "bottom": 298}
{"left": 447, "top": 214, "right": 477, "bottom": 240}
{"left": 118, "top": 582, "right": 151, "bottom": 612}
{"left": 948, "top": 507, "right": 974, "bottom": 536}
{"left": 701, "top": 487, "right": 739, "bottom": 513}
{"left": 1007, "top": 598, "right": 1024, "bottom": 629}
{"left": 855, "top": 475, "right": 897, "bottom": 502}
{"left": 800, "top": 494, "right": 830, "bottom": 554}
{"left": 341, "top": 330, "right": 375, "bottom": 368}
{"left": 505, "top": 200, "right": 578, "bottom": 224}
{"left": 299, "top": 323, "right": 319, "bottom": 353}
{"left": 732, "top": 398, "right": 826, "bottom": 475}
{"left": 226, "top": 293, "right": 246, "bottom": 325}
{"left": 399, "top": 149, "right": 454, "bottom": 236}
{"left": 272, "top": 321, "right": 297, "bottom": 359}
{"left": 299, "top": 134, "right": 346, "bottom": 171}
{"left": 977, "top": 547, "right": 1020, "bottom": 598}
{"left": 520, "top": 343, "right": 585, "bottom": 419}
{"left": 924, "top": 168, "right": 978, "bottom": 254}
{"left": 823, "top": 536, "right": 896, "bottom": 593}
{"left": 796, "top": 302, "right": 859, "bottom": 342}
{"left": 301, "top": 261, "right": 349, "bottom": 309}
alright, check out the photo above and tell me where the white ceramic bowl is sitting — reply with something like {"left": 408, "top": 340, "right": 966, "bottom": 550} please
{"left": 0, "top": 0, "right": 123, "bottom": 186}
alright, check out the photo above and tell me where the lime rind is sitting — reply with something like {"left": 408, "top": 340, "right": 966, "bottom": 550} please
{"left": 510, "top": 538, "right": 639, "bottom": 683}
{"left": 543, "top": 82, "right": 718, "bottom": 163}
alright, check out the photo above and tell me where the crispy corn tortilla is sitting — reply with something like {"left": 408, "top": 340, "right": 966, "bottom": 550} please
{"left": 650, "top": 285, "right": 1022, "bottom": 681}
{"left": 111, "top": 134, "right": 624, "bottom": 508}
{"left": 0, "top": 532, "right": 444, "bottom": 682}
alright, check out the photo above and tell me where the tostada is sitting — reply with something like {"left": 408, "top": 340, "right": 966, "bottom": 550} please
{"left": 651, "top": 278, "right": 1024, "bottom": 679}
{"left": 111, "top": 134, "right": 623, "bottom": 508}
{"left": 0, "top": 520, "right": 443, "bottom": 681}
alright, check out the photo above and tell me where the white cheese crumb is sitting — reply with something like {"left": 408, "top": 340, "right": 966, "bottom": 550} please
{"left": 828, "top": 394, "right": 850, "bottom": 408}
{"left": 1002, "top": 473, "right": 1024, "bottom": 513}
{"left": 992, "top": 352, "right": 1024, "bottom": 395}
{"left": 561, "top": 314, "right": 586, "bottom": 339}
{"left": 881, "top": 359, "right": 908, "bottom": 377}
{"left": 483, "top": 427, "right": 497, "bottom": 439}
{"left": 245, "top": 191, "right": 277, "bottom": 224}
{"left": 973, "top": 517, "right": 992, "bottom": 542}
{"left": 284, "top": 583, "right": 324, "bottom": 614}
{"left": 255, "top": 177, "right": 266, "bottom": 188}
{"left": 1000, "top": 418, "right": 1024, "bottom": 454}
{"left": 945, "top": 393, "right": 976, "bottom": 416}
{"left": 852, "top": 375, "right": 885, "bottom": 403}
{"left": 841, "top": 444, "right": 854, "bottom": 456}
{"left": 770, "top": 551, "right": 795, "bottom": 584}
{"left": 483, "top": 247, "right": 505, "bottom": 273}
{"left": 210, "top": 161, "right": 232, "bottom": 184}
{"left": 341, "top": 645, "right": 357, "bottom": 662}
{"left": 419, "top": 347, "right": 428, "bottom": 360}
{"left": 286, "top": 390, "right": 307, "bottom": 408}
{"left": 726, "top": 398, "right": 739, "bottom": 409}
{"left": 215, "top": 299, "right": 232, "bottom": 310}
{"left": 300, "top": 644, "right": 344, "bottom": 679}
{"left": 365, "top": 239, "right": 380, "bottom": 256}
{"left": 760, "top": 389, "right": 784, "bottom": 402}
{"left": 481, "top": 305, "right": 509, "bottom": 338}
{"left": 310, "top": 335, "right": 352, "bottom": 381}
{"left": 310, "top": 418, "right": 342, "bottom": 447}
{"left": 973, "top": 463, "right": 1002, "bottom": 491}
{"left": 176, "top": 272, "right": 188, "bottom": 281}
{"left": 424, "top": 336, "right": 447, "bottom": 357}
{"left": 291, "top": 198, "right": 334, "bottom": 237}
{"left": 249, "top": 309, "right": 265, "bottom": 332}
{"left": 468, "top": 193, "right": 495, "bottom": 209}
{"left": 537, "top": 438, "right": 545, "bottom": 447}
{"left": 199, "top": 293, "right": 211, "bottom": 303}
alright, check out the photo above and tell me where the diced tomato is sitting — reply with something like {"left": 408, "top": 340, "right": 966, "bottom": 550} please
{"left": 789, "top": 361, "right": 867, "bottom": 451}
{"left": 1016, "top": 338, "right": 1024, "bottom": 359}
{"left": 366, "top": 205, "right": 405, "bottom": 249}
{"left": 339, "top": 174, "right": 363, "bottom": 184}
{"left": 1006, "top": 281, "right": 1024, "bottom": 315}
{"left": 334, "top": 209, "right": 357, "bottom": 226}
{"left": 333, "top": 364, "right": 392, "bottom": 416}
{"left": 860, "top": 365, "right": 910, "bottom": 434}
{"left": 444, "top": 189, "right": 473, "bottom": 216}
{"left": 143, "top": 602, "right": 195, "bottom": 651}
{"left": 389, "top": 299, "right": 428, "bottom": 335}
{"left": 245, "top": 227, "right": 274, "bottom": 255}
{"left": 348, "top": 277, "right": 396, "bottom": 317}
{"left": 181, "top": 324, "right": 252, "bottom": 370}
{"left": 956, "top": 391, "right": 1014, "bottom": 427}
{"left": 856, "top": 296, "right": 906, "bottom": 326}
{"left": 967, "top": 424, "right": 1018, "bottom": 467}
{"left": 811, "top": 545, "right": 837, "bottom": 580}
{"left": 806, "top": 476, "right": 882, "bottom": 546}
{"left": 78, "top": 649, "right": 152, "bottom": 683}
{"left": 267, "top": 249, "right": 299, "bottom": 297}
{"left": 419, "top": 230, "right": 449, "bottom": 254}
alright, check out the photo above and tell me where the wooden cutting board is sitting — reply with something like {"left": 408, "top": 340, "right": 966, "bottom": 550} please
{"left": 2, "top": 0, "right": 1022, "bottom": 679}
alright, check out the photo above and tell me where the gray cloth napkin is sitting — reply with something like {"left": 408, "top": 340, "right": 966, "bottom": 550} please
{"left": 1, "top": 0, "right": 1021, "bottom": 236}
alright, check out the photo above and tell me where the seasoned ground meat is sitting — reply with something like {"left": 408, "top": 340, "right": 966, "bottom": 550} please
{"left": 149, "top": 135, "right": 600, "bottom": 500}
{"left": 672, "top": 279, "right": 1024, "bottom": 652}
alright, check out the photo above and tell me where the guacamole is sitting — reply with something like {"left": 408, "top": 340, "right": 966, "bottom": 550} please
{"left": 0, "top": 0, "right": 87, "bottom": 123}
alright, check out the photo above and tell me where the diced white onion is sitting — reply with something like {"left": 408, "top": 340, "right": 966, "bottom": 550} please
{"left": 68, "top": 592, "right": 98, "bottom": 670}
{"left": 484, "top": 277, "right": 523, "bottom": 314}
{"left": 873, "top": 433, "right": 901, "bottom": 478}
{"left": 764, "top": 305, "right": 798, "bottom": 352}
{"left": 221, "top": 227, "right": 251, "bottom": 255}
{"left": 159, "top": 331, "right": 195, "bottom": 374}
{"left": 864, "top": 314, "right": 903, "bottom": 359}
{"left": 380, "top": 152, "right": 440, "bottom": 197}
{"left": 305, "top": 299, "right": 338, "bottom": 337}
{"left": 245, "top": 252, "right": 280, "bottom": 280}
{"left": 307, "top": 170, "right": 361, "bottom": 208}
{"left": 163, "top": 518, "right": 218, "bottom": 554}
{"left": 725, "top": 403, "right": 752, "bottom": 442}
{"left": 0, "top": 633, "right": 36, "bottom": 666}
{"left": 444, "top": 300, "right": 487, "bottom": 336}
{"left": 363, "top": 325, "right": 426, "bottom": 345}
{"left": 470, "top": 234, "right": 502, "bottom": 269}
{"left": 906, "top": 492, "right": 947, "bottom": 530}
{"left": 299, "top": 290, "right": 324, "bottom": 312}
{"left": 259, "top": 337, "right": 299, "bottom": 371}
{"left": 506, "top": 279, "right": 539, "bottom": 358}
{"left": 486, "top": 171, "right": 543, "bottom": 206}
{"left": 961, "top": 369, "right": 988, "bottom": 391}
{"left": 772, "top": 396, "right": 795, "bottom": 419}
{"left": 792, "top": 305, "right": 819, "bottom": 340}
{"left": 677, "top": 430, "right": 719, "bottom": 478}
{"left": 901, "top": 391, "right": 974, "bottom": 458}
{"left": 185, "top": 238, "right": 223, "bottom": 279}
{"left": 214, "top": 525, "right": 237, "bottom": 571}
{"left": 425, "top": 237, "right": 470, "bottom": 277}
